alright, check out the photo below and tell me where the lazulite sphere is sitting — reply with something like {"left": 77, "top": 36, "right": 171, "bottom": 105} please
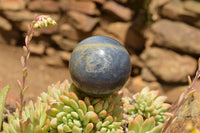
{"left": 69, "top": 36, "right": 131, "bottom": 97}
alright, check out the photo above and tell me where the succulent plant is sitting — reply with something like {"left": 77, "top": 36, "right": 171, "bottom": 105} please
{"left": 127, "top": 115, "right": 163, "bottom": 133}
{"left": 123, "top": 87, "right": 171, "bottom": 125}
{"left": 3, "top": 100, "right": 50, "bottom": 133}
{"left": 39, "top": 80, "right": 71, "bottom": 104}
{"left": 0, "top": 85, "right": 9, "bottom": 130}
{"left": 39, "top": 80, "right": 124, "bottom": 133}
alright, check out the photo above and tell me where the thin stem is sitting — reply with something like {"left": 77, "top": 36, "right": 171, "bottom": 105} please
{"left": 18, "top": 15, "right": 56, "bottom": 133}
{"left": 19, "top": 17, "right": 36, "bottom": 133}
{"left": 162, "top": 69, "right": 200, "bottom": 133}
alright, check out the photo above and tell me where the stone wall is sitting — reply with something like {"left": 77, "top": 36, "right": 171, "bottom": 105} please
{"left": 0, "top": 0, "right": 199, "bottom": 103}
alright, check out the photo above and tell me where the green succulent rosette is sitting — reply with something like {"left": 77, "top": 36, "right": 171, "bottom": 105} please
{"left": 127, "top": 115, "right": 163, "bottom": 133}
{"left": 3, "top": 100, "right": 50, "bottom": 133}
{"left": 123, "top": 87, "right": 171, "bottom": 125}
{"left": 40, "top": 80, "right": 124, "bottom": 133}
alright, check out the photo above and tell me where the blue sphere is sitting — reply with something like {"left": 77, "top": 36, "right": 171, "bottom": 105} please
{"left": 69, "top": 36, "right": 131, "bottom": 97}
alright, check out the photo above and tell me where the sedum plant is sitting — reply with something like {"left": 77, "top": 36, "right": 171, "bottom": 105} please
{"left": 3, "top": 100, "right": 50, "bottom": 133}
{"left": 123, "top": 87, "right": 171, "bottom": 126}
{"left": 40, "top": 81, "right": 124, "bottom": 133}
{"left": 127, "top": 115, "right": 163, "bottom": 133}
{"left": 0, "top": 85, "right": 9, "bottom": 130}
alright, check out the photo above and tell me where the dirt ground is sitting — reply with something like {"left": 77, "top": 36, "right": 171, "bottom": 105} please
{"left": 0, "top": 43, "right": 72, "bottom": 108}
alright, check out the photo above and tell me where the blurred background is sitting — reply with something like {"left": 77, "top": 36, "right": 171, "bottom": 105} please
{"left": 0, "top": 0, "right": 199, "bottom": 108}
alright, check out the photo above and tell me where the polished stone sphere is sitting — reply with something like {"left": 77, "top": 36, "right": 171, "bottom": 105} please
{"left": 69, "top": 36, "right": 131, "bottom": 97}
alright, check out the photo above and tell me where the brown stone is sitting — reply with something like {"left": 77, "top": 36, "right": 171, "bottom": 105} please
{"left": 141, "top": 67, "right": 157, "bottom": 82}
{"left": 92, "top": 0, "right": 106, "bottom": 4}
{"left": 3, "top": 10, "right": 36, "bottom": 22}
{"left": 124, "top": 76, "right": 163, "bottom": 97}
{"left": 30, "top": 43, "right": 46, "bottom": 55}
{"left": 195, "top": 19, "right": 200, "bottom": 28}
{"left": 0, "top": 29, "right": 20, "bottom": 45}
{"left": 0, "top": 0, "right": 25, "bottom": 10}
{"left": 3, "top": 10, "right": 60, "bottom": 22}
{"left": 115, "top": 0, "right": 129, "bottom": 4}
{"left": 103, "top": 1, "right": 133, "bottom": 21}
{"left": 130, "top": 54, "right": 144, "bottom": 68}
{"left": 67, "top": 11, "right": 99, "bottom": 32}
{"left": 14, "top": 21, "right": 30, "bottom": 31}
{"left": 43, "top": 47, "right": 65, "bottom": 68}
{"left": 44, "top": 55, "right": 65, "bottom": 67}
{"left": 0, "top": 16, "right": 12, "bottom": 31}
{"left": 106, "top": 22, "right": 145, "bottom": 52}
{"left": 60, "top": 1, "right": 100, "bottom": 15}
{"left": 151, "top": 19, "right": 200, "bottom": 55}
{"left": 150, "top": 0, "right": 171, "bottom": 20}
{"left": 141, "top": 47, "right": 197, "bottom": 83}
{"left": 92, "top": 27, "right": 120, "bottom": 42}
{"left": 161, "top": 0, "right": 197, "bottom": 23}
{"left": 163, "top": 85, "right": 187, "bottom": 103}
{"left": 60, "top": 24, "right": 91, "bottom": 41}
{"left": 46, "top": 47, "right": 56, "bottom": 56}
{"left": 99, "top": 14, "right": 118, "bottom": 30}
{"left": 59, "top": 51, "right": 72, "bottom": 62}
{"left": 51, "top": 35, "right": 78, "bottom": 51}
{"left": 184, "top": 0, "right": 200, "bottom": 15}
{"left": 28, "top": 0, "right": 59, "bottom": 13}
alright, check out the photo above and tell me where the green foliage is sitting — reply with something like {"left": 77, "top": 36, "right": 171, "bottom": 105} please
{"left": 123, "top": 87, "right": 171, "bottom": 125}
{"left": 40, "top": 81, "right": 124, "bottom": 133}
{"left": 2, "top": 80, "right": 172, "bottom": 133}
{"left": 128, "top": 115, "right": 163, "bottom": 133}
{"left": 3, "top": 100, "right": 50, "bottom": 133}
{"left": 0, "top": 85, "right": 9, "bottom": 129}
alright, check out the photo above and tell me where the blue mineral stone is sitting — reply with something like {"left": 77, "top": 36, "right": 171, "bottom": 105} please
{"left": 69, "top": 36, "right": 131, "bottom": 97}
